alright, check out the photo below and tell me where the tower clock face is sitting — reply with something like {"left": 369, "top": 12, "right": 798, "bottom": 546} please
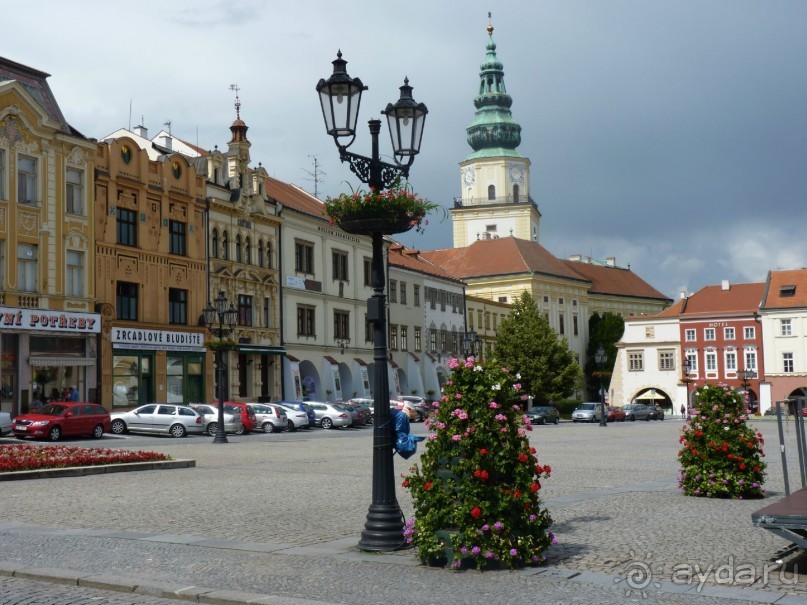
{"left": 462, "top": 167, "right": 476, "bottom": 186}
{"left": 508, "top": 164, "right": 525, "bottom": 184}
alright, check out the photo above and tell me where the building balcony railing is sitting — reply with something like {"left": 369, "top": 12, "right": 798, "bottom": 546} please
{"left": 453, "top": 195, "right": 538, "bottom": 210}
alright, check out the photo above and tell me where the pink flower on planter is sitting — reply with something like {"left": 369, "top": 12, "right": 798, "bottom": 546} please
{"left": 452, "top": 434, "right": 462, "bottom": 442}
{"left": 495, "top": 414, "right": 507, "bottom": 421}
{"left": 513, "top": 383, "right": 522, "bottom": 390}
{"left": 428, "top": 433, "right": 437, "bottom": 440}
{"left": 455, "top": 393, "right": 463, "bottom": 399}
{"left": 447, "top": 358, "right": 460, "bottom": 369}
{"left": 518, "top": 428, "right": 527, "bottom": 436}
{"left": 489, "top": 401, "right": 500, "bottom": 409}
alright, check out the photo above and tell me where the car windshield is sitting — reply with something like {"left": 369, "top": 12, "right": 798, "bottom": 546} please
{"left": 35, "top": 404, "right": 68, "bottom": 416}
{"left": 580, "top": 404, "right": 597, "bottom": 410}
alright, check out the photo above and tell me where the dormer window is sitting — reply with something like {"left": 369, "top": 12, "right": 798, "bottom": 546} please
{"left": 781, "top": 285, "right": 796, "bottom": 297}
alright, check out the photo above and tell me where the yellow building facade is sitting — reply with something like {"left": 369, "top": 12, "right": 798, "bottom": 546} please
{"left": 0, "top": 59, "right": 99, "bottom": 414}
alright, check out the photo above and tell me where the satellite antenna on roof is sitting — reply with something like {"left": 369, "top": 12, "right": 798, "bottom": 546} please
{"left": 230, "top": 84, "right": 241, "bottom": 119}
{"left": 164, "top": 120, "right": 172, "bottom": 135}
{"left": 301, "top": 154, "right": 326, "bottom": 198}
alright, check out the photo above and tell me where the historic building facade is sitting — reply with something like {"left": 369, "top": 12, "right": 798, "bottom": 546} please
{"left": 94, "top": 134, "right": 208, "bottom": 408}
{"left": 0, "top": 57, "right": 100, "bottom": 415}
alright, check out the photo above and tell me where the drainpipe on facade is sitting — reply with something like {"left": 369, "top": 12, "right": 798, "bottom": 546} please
{"left": 276, "top": 201, "right": 286, "bottom": 400}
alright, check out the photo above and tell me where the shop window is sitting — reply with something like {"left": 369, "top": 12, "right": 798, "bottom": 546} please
{"left": 169, "top": 288, "right": 187, "bottom": 325}
{"left": 116, "top": 282, "right": 138, "bottom": 320}
{"left": 117, "top": 208, "right": 137, "bottom": 246}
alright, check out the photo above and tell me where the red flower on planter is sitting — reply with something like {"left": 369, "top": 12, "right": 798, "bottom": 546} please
{"left": 424, "top": 481, "right": 433, "bottom": 491}
{"left": 470, "top": 506, "right": 482, "bottom": 518}
{"left": 518, "top": 453, "right": 529, "bottom": 463}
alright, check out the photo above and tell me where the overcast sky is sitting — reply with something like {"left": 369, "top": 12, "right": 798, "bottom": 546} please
{"left": 6, "top": 1, "right": 807, "bottom": 300}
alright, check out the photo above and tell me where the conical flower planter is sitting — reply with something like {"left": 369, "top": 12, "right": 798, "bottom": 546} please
{"left": 337, "top": 210, "right": 415, "bottom": 235}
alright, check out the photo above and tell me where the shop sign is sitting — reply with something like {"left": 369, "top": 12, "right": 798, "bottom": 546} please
{"left": 112, "top": 328, "right": 205, "bottom": 351}
{"left": 0, "top": 307, "right": 100, "bottom": 333}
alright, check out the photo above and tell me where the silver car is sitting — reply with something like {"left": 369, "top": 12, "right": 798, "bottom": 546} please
{"left": 623, "top": 403, "right": 654, "bottom": 421}
{"left": 307, "top": 401, "right": 351, "bottom": 429}
{"left": 110, "top": 404, "right": 205, "bottom": 437}
{"left": 249, "top": 403, "right": 288, "bottom": 433}
{"left": 277, "top": 403, "right": 311, "bottom": 431}
{"left": 189, "top": 403, "right": 243, "bottom": 436}
{"left": 571, "top": 402, "right": 603, "bottom": 423}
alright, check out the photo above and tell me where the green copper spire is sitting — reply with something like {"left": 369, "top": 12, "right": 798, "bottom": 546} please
{"left": 466, "top": 15, "right": 522, "bottom": 160}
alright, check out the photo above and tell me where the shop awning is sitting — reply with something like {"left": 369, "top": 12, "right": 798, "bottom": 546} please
{"left": 30, "top": 356, "right": 97, "bottom": 367}
{"left": 237, "top": 345, "right": 286, "bottom": 355}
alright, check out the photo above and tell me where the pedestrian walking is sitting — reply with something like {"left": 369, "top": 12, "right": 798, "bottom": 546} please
{"left": 68, "top": 385, "right": 80, "bottom": 402}
{"left": 680, "top": 403, "right": 686, "bottom": 419}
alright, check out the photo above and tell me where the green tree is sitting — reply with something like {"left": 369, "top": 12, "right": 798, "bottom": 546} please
{"left": 585, "top": 312, "right": 625, "bottom": 399}
{"left": 493, "top": 292, "right": 581, "bottom": 404}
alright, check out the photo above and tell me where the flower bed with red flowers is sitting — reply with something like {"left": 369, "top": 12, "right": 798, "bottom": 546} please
{"left": 0, "top": 444, "right": 170, "bottom": 473}
{"left": 403, "top": 357, "right": 554, "bottom": 570}
{"left": 678, "top": 383, "right": 766, "bottom": 498}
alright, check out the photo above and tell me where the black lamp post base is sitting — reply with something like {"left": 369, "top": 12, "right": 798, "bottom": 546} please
{"left": 358, "top": 503, "right": 408, "bottom": 552}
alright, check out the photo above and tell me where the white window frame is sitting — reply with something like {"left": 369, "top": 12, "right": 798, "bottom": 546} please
{"left": 704, "top": 328, "right": 716, "bottom": 341}
{"left": 658, "top": 350, "right": 674, "bottom": 371}
{"left": 744, "top": 326, "right": 755, "bottom": 339}
{"left": 17, "top": 155, "right": 37, "bottom": 204}
{"left": 685, "top": 350, "right": 698, "bottom": 374}
{"left": 705, "top": 350, "right": 717, "bottom": 372}
{"left": 628, "top": 351, "right": 644, "bottom": 372}
{"left": 781, "top": 319, "right": 792, "bottom": 337}
{"left": 745, "top": 348, "right": 757, "bottom": 371}
{"left": 66, "top": 250, "right": 84, "bottom": 297}
{"left": 783, "top": 352, "right": 794, "bottom": 374}
{"left": 725, "top": 350, "right": 737, "bottom": 372}
{"left": 724, "top": 327, "right": 735, "bottom": 340}
{"left": 66, "top": 167, "right": 84, "bottom": 215}
{"left": 17, "top": 243, "right": 37, "bottom": 292}
{"left": 685, "top": 329, "right": 696, "bottom": 342}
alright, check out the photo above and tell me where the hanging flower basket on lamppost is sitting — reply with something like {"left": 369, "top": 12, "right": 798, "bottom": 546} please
{"left": 324, "top": 179, "right": 440, "bottom": 236}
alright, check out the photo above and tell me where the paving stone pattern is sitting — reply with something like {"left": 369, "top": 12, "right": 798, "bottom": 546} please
{"left": 0, "top": 419, "right": 804, "bottom": 604}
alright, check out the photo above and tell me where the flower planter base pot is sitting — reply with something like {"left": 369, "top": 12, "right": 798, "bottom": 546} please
{"left": 337, "top": 212, "right": 415, "bottom": 236}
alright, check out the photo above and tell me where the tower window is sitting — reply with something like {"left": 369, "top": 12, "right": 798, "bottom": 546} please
{"left": 487, "top": 184, "right": 495, "bottom": 200}
{"left": 513, "top": 184, "right": 519, "bottom": 202}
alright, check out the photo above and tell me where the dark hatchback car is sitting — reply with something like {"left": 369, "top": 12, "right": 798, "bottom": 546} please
{"left": 13, "top": 402, "right": 110, "bottom": 441}
{"left": 526, "top": 405, "right": 560, "bottom": 425}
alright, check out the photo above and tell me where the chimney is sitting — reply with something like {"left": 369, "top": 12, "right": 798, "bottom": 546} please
{"left": 160, "top": 134, "right": 172, "bottom": 151}
{"left": 133, "top": 125, "right": 148, "bottom": 138}
{"left": 680, "top": 290, "right": 687, "bottom": 299}
{"left": 722, "top": 280, "right": 730, "bottom": 291}
{"left": 605, "top": 256, "right": 616, "bottom": 267}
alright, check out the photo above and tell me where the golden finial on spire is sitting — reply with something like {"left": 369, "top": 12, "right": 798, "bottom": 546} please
{"left": 487, "top": 11, "right": 494, "bottom": 36}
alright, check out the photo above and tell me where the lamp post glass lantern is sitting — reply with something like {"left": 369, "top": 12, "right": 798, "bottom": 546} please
{"left": 463, "top": 330, "right": 482, "bottom": 359}
{"left": 681, "top": 358, "right": 692, "bottom": 418}
{"left": 317, "top": 52, "right": 427, "bottom": 552}
{"left": 594, "top": 346, "right": 608, "bottom": 427}
{"left": 204, "top": 291, "right": 238, "bottom": 444}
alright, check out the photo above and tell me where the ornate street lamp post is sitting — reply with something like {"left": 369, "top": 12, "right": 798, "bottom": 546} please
{"left": 317, "top": 52, "right": 427, "bottom": 552}
{"left": 594, "top": 346, "right": 608, "bottom": 427}
{"left": 203, "top": 291, "right": 238, "bottom": 444}
{"left": 681, "top": 358, "right": 692, "bottom": 418}
{"left": 462, "top": 330, "right": 482, "bottom": 359}
{"left": 738, "top": 367, "right": 756, "bottom": 413}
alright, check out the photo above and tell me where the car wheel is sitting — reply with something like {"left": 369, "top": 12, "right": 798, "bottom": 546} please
{"left": 629, "top": 415, "right": 635, "bottom": 421}
{"left": 645, "top": 414, "right": 651, "bottom": 421}
{"left": 287, "top": 420, "right": 297, "bottom": 431}
{"left": 233, "top": 426, "right": 245, "bottom": 435}
{"left": 589, "top": 416, "right": 596, "bottom": 423}
{"left": 169, "top": 423, "right": 187, "bottom": 438}
{"left": 48, "top": 425, "right": 62, "bottom": 441}
{"left": 92, "top": 424, "right": 104, "bottom": 439}
{"left": 207, "top": 422, "right": 218, "bottom": 436}
{"left": 263, "top": 421, "right": 276, "bottom": 433}
{"left": 111, "top": 419, "right": 127, "bottom": 435}
{"left": 554, "top": 417, "right": 559, "bottom": 425}
{"left": 321, "top": 417, "right": 333, "bottom": 429}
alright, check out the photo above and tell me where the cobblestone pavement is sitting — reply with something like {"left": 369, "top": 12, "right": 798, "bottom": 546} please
{"left": 0, "top": 418, "right": 805, "bottom": 604}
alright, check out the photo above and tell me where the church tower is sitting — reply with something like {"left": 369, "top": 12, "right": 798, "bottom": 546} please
{"left": 451, "top": 16, "right": 541, "bottom": 248}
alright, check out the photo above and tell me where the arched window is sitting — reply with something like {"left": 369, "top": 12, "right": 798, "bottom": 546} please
{"left": 245, "top": 237, "right": 252, "bottom": 265}
{"left": 266, "top": 241, "right": 273, "bottom": 269}
{"left": 487, "top": 184, "right": 496, "bottom": 201}
{"left": 222, "top": 231, "right": 229, "bottom": 260}
{"left": 513, "top": 184, "right": 519, "bottom": 203}
{"left": 258, "top": 240, "right": 264, "bottom": 267}
{"left": 235, "top": 234, "right": 243, "bottom": 263}
{"left": 211, "top": 229, "right": 219, "bottom": 259}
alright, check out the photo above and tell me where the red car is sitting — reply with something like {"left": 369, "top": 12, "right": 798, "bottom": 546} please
{"left": 607, "top": 406, "right": 627, "bottom": 422}
{"left": 222, "top": 401, "right": 258, "bottom": 434}
{"left": 13, "top": 402, "right": 111, "bottom": 441}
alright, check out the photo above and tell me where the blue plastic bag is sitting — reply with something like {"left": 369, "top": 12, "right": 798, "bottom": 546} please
{"left": 392, "top": 409, "right": 425, "bottom": 459}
